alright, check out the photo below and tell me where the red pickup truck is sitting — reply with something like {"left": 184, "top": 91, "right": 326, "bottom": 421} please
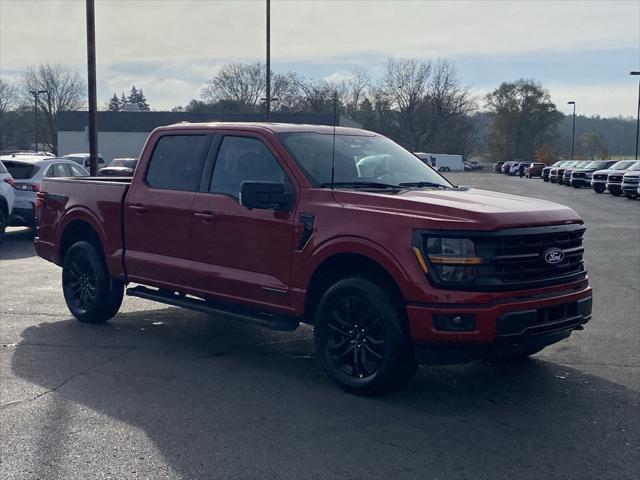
{"left": 35, "top": 122, "right": 592, "bottom": 395}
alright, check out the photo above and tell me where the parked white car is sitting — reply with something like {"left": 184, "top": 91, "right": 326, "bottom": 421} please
{"left": 0, "top": 161, "right": 16, "bottom": 242}
{"left": 1, "top": 156, "right": 89, "bottom": 228}
{"left": 63, "top": 153, "right": 106, "bottom": 171}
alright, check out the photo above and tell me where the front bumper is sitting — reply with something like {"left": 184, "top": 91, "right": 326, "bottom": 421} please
{"left": 408, "top": 284, "right": 592, "bottom": 365}
{"left": 622, "top": 182, "right": 639, "bottom": 194}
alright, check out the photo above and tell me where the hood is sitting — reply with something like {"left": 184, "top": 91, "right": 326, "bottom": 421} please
{"left": 593, "top": 168, "right": 629, "bottom": 175}
{"left": 331, "top": 187, "right": 582, "bottom": 231}
{"left": 623, "top": 171, "right": 640, "bottom": 178}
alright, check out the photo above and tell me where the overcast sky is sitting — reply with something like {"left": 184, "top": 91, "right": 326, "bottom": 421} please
{"left": 1, "top": 0, "right": 639, "bottom": 117}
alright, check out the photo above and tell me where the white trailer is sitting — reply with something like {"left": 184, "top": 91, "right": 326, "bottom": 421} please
{"left": 414, "top": 152, "right": 464, "bottom": 172}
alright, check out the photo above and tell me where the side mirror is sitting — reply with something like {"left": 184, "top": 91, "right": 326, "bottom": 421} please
{"left": 240, "top": 181, "right": 293, "bottom": 212}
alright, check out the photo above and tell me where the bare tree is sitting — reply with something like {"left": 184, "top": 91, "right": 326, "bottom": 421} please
{"left": 271, "top": 72, "right": 301, "bottom": 112}
{"left": 22, "top": 63, "right": 85, "bottom": 152}
{"left": 0, "top": 79, "right": 19, "bottom": 150}
{"left": 344, "top": 68, "right": 370, "bottom": 117}
{"left": 381, "top": 58, "right": 431, "bottom": 149}
{"left": 201, "top": 62, "right": 265, "bottom": 110}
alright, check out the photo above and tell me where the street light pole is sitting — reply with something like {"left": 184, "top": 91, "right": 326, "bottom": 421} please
{"left": 568, "top": 101, "right": 576, "bottom": 160}
{"left": 631, "top": 71, "right": 640, "bottom": 160}
{"left": 29, "top": 89, "right": 47, "bottom": 152}
{"left": 86, "top": 0, "right": 99, "bottom": 176}
{"left": 265, "top": 0, "right": 271, "bottom": 122}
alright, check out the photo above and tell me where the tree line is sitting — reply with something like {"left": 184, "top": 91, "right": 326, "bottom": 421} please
{"left": 1, "top": 61, "right": 637, "bottom": 161}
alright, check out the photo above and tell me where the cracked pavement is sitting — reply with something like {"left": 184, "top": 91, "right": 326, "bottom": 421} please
{"left": 0, "top": 171, "right": 639, "bottom": 479}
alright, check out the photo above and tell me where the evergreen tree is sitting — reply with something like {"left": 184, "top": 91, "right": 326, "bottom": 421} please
{"left": 137, "top": 89, "right": 150, "bottom": 111}
{"left": 127, "top": 85, "right": 139, "bottom": 105}
{"left": 120, "top": 92, "right": 127, "bottom": 109}
{"left": 107, "top": 93, "right": 121, "bottom": 112}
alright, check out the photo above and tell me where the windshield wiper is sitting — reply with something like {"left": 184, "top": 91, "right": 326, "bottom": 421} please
{"left": 320, "top": 181, "right": 403, "bottom": 190}
{"left": 398, "top": 181, "right": 448, "bottom": 189}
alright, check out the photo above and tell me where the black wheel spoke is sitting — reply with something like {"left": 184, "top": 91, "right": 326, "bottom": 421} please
{"left": 324, "top": 294, "right": 386, "bottom": 380}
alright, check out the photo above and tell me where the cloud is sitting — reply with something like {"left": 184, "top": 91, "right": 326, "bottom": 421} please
{"left": 1, "top": 1, "right": 638, "bottom": 114}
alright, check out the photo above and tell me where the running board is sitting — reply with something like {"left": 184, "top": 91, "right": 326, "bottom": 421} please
{"left": 126, "top": 286, "right": 300, "bottom": 331}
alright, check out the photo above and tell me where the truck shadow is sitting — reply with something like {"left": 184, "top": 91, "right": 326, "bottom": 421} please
{"left": 9, "top": 308, "right": 639, "bottom": 479}
{"left": 0, "top": 227, "right": 36, "bottom": 260}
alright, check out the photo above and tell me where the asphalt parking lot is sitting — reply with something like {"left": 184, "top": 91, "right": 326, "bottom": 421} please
{"left": 1, "top": 171, "right": 638, "bottom": 480}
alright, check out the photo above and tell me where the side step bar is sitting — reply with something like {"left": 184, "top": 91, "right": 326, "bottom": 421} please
{"left": 126, "top": 286, "right": 300, "bottom": 332}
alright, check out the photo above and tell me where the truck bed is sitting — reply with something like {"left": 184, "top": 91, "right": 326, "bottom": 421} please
{"left": 37, "top": 176, "right": 131, "bottom": 279}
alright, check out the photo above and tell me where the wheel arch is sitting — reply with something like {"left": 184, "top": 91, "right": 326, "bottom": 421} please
{"left": 303, "top": 241, "right": 411, "bottom": 324}
{"left": 59, "top": 218, "right": 105, "bottom": 265}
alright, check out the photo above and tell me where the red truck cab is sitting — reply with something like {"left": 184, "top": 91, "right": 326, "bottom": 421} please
{"left": 35, "top": 123, "right": 592, "bottom": 395}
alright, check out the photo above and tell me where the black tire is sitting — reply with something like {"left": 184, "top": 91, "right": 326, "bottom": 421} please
{"left": 625, "top": 193, "right": 638, "bottom": 199}
{"left": 610, "top": 188, "right": 622, "bottom": 197}
{"left": 314, "top": 277, "right": 417, "bottom": 396}
{"left": 594, "top": 184, "right": 605, "bottom": 193}
{"left": 543, "top": 177, "right": 549, "bottom": 182}
{"left": 0, "top": 208, "right": 6, "bottom": 244}
{"left": 62, "top": 241, "right": 124, "bottom": 323}
{"left": 572, "top": 183, "right": 580, "bottom": 188}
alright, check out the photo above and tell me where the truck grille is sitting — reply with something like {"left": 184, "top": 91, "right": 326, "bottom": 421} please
{"left": 593, "top": 174, "right": 607, "bottom": 181}
{"left": 623, "top": 176, "right": 639, "bottom": 184}
{"left": 572, "top": 172, "right": 586, "bottom": 178}
{"left": 608, "top": 175, "right": 623, "bottom": 183}
{"left": 417, "top": 224, "right": 587, "bottom": 291}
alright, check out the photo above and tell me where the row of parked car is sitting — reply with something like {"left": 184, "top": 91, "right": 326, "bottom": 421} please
{"left": 494, "top": 159, "right": 640, "bottom": 199}
{"left": 0, "top": 152, "right": 138, "bottom": 241}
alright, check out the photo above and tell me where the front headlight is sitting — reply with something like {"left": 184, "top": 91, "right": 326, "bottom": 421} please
{"left": 425, "top": 238, "right": 482, "bottom": 283}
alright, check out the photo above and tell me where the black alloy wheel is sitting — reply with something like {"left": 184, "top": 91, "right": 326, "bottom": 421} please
{"left": 63, "top": 247, "right": 98, "bottom": 313}
{"left": 325, "top": 296, "right": 385, "bottom": 379}
{"left": 62, "top": 241, "right": 124, "bottom": 323}
{"left": 314, "top": 277, "right": 417, "bottom": 395}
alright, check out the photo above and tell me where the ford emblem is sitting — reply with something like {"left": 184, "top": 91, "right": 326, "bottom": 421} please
{"left": 543, "top": 248, "right": 565, "bottom": 265}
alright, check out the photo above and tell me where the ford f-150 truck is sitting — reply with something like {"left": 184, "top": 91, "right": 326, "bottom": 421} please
{"left": 35, "top": 123, "right": 592, "bottom": 395}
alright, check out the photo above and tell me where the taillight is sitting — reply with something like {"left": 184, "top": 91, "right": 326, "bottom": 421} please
{"left": 35, "top": 191, "right": 48, "bottom": 223}
{"left": 14, "top": 183, "right": 40, "bottom": 191}
{"left": 3, "top": 177, "right": 16, "bottom": 187}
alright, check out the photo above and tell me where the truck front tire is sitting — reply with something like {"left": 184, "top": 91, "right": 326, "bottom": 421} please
{"left": 62, "top": 241, "right": 124, "bottom": 323}
{"left": 314, "top": 277, "right": 417, "bottom": 395}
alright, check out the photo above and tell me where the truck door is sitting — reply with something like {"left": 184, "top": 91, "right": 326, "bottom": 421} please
{"left": 123, "top": 133, "right": 212, "bottom": 289}
{"left": 189, "top": 132, "right": 296, "bottom": 310}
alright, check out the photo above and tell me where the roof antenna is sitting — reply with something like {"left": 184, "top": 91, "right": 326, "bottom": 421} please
{"left": 330, "top": 90, "right": 338, "bottom": 190}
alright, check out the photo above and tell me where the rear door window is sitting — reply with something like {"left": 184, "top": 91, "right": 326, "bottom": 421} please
{"left": 69, "top": 164, "right": 88, "bottom": 176}
{"left": 146, "top": 135, "right": 209, "bottom": 191}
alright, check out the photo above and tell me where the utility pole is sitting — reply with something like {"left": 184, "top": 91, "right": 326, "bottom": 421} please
{"left": 86, "top": 0, "right": 98, "bottom": 176}
{"left": 631, "top": 71, "right": 640, "bottom": 160}
{"left": 265, "top": 0, "right": 271, "bottom": 121}
{"left": 29, "top": 89, "right": 47, "bottom": 152}
{"left": 568, "top": 101, "right": 576, "bottom": 160}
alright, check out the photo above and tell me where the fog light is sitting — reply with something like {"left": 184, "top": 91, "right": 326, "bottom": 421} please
{"left": 433, "top": 314, "right": 476, "bottom": 332}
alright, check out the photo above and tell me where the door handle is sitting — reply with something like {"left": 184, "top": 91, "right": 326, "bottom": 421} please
{"left": 194, "top": 211, "right": 217, "bottom": 221}
{"left": 129, "top": 203, "right": 146, "bottom": 214}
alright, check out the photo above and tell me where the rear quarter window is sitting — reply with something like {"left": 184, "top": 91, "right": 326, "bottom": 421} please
{"left": 3, "top": 161, "right": 40, "bottom": 179}
{"left": 0, "top": 162, "right": 7, "bottom": 174}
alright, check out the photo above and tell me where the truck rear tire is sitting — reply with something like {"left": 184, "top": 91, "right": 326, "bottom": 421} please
{"left": 314, "top": 277, "right": 417, "bottom": 396}
{"left": 62, "top": 241, "right": 124, "bottom": 323}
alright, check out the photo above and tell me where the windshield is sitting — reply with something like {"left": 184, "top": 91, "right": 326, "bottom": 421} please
{"left": 279, "top": 133, "right": 451, "bottom": 189}
{"left": 109, "top": 159, "right": 137, "bottom": 168}
{"left": 2, "top": 161, "right": 40, "bottom": 179}
{"left": 625, "top": 163, "right": 640, "bottom": 171}
{"left": 585, "top": 161, "right": 612, "bottom": 169}
{"left": 611, "top": 160, "right": 638, "bottom": 170}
